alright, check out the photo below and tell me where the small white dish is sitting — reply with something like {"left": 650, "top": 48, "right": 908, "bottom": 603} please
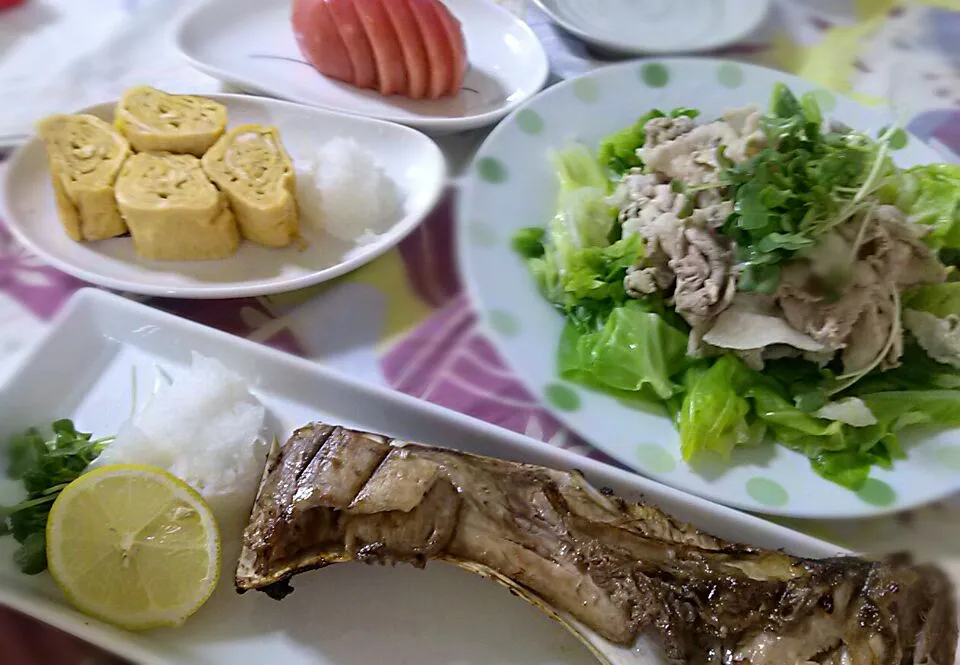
{"left": 0, "top": 93, "right": 446, "bottom": 299}
{"left": 457, "top": 57, "right": 960, "bottom": 519}
{"left": 174, "top": 0, "right": 550, "bottom": 135}
{"left": 532, "top": 0, "right": 771, "bottom": 56}
{"left": 0, "top": 288, "right": 846, "bottom": 665}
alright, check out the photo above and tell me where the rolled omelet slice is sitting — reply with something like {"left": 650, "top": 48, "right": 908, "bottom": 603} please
{"left": 114, "top": 86, "right": 227, "bottom": 157}
{"left": 37, "top": 114, "right": 131, "bottom": 242}
{"left": 201, "top": 124, "right": 299, "bottom": 248}
{"left": 115, "top": 152, "right": 240, "bottom": 261}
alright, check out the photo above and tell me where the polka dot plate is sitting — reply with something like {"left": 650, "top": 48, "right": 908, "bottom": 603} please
{"left": 457, "top": 58, "right": 960, "bottom": 519}
{"left": 532, "top": 0, "right": 771, "bottom": 56}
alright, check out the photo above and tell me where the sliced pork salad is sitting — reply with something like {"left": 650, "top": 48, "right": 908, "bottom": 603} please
{"left": 512, "top": 83, "right": 960, "bottom": 489}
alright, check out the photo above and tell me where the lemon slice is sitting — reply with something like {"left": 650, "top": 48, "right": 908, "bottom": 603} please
{"left": 46, "top": 464, "right": 221, "bottom": 631}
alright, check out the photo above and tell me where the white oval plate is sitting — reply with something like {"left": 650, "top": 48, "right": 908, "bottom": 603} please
{"left": 0, "top": 94, "right": 446, "bottom": 299}
{"left": 174, "top": 0, "right": 549, "bottom": 135}
{"left": 532, "top": 0, "right": 771, "bottom": 56}
{"left": 457, "top": 58, "right": 960, "bottom": 519}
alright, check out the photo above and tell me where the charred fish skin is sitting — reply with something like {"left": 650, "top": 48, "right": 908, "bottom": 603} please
{"left": 236, "top": 423, "right": 957, "bottom": 665}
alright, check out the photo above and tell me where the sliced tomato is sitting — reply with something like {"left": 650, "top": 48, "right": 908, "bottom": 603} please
{"left": 406, "top": 0, "right": 454, "bottom": 99}
{"left": 326, "top": 0, "right": 379, "bottom": 90}
{"left": 380, "top": 0, "right": 429, "bottom": 99}
{"left": 353, "top": 0, "right": 407, "bottom": 96}
{"left": 431, "top": 1, "right": 466, "bottom": 96}
{"left": 291, "top": 0, "right": 355, "bottom": 84}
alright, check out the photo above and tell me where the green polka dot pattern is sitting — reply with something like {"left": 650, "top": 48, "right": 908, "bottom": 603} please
{"left": 856, "top": 478, "right": 896, "bottom": 507}
{"left": 573, "top": 78, "right": 600, "bottom": 103}
{"left": 717, "top": 63, "right": 743, "bottom": 88}
{"left": 488, "top": 310, "right": 520, "bottom": 337}
{"left": 477, "top": 157, "right": 507, "bottom": 184}
{"left": 746, "top": 477, "right": 789, "bottom": 507}
{"left": 636, "top": 443, "right": 676, "bottom": 473}
{"left": 937, "top": 445, "right": 960, "bottom": 471}
{"left": 516, "top": 109, "right": 544, "bottom": 135}
{"left": 640, "top": 63, "right": 669, "bottom": 88}
{"left": 545, "top": 383, "right": 580, "bottom": 412}
{"left": 466, "top": 221, "right": 497, "bottom": 246}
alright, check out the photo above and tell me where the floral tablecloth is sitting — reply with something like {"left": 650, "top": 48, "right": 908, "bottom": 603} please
{"left": 2, "top": 0, "right": 960, "bottom": 663}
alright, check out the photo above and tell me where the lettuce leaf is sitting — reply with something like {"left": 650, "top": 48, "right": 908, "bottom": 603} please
{"left": 550, "top": 187, "right": 617, "bottom": 252}
{"left": 511, "top": 227, "right": 546, "bottom": 259}
{"left": 525, "top": 234, "right": 642, "bottom": 319}
{"left": 899, "top": 163, "right": 960, "bottom": 249}
{"left": 551, "top": 144, "right": 610, "bottom": 193}
{"left": 860, "top": 390, "right": 960, "bottom": 430}
{"left": 809, "top": 448, "right": 896, "bottom": 491}
{"left": 559, "top": 301, "right": 689, "bottom": 400}
{"left": 904, "top": 282, "right": 960, "bottom": 318}
{"left": 673, "top": 353, "right": 960, "bottom": 489}
{"left": 679, "top": 355, "right": 764, "bottom": 460}
{"left": 515, "top": 143, "right": 638, "bottom": 322}
{"left": 597, "top": 107, "right": 700, "bottom": 174}
{"left": 803, "top": 390, "right": 960, "bottom": 488}
{"left": 762, "top": 388, "right": 960, "bottom": 488}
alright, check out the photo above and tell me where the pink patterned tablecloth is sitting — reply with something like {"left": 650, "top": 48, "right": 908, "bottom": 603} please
{"left": 2, "top": 1, "right": 960, "bottom": 663}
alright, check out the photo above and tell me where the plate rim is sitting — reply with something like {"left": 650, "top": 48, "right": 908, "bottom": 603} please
{"left": 456, "top": 56, "right": 960, "bottom": 519}
{"left": 0, "top": 92, "right": 447, "bottom": 300}
{"left": 173, "top": 0, "right": 551, "bottom": 134}
{"left": 0, "top": 286, "right": 851, "bottom": 663}
{"left": 530, "top": 0, "right": 772, "bottom": 56}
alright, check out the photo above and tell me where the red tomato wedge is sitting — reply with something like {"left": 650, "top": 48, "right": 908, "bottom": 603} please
{"left": 292, "top": 0, "right": 355, "bottom": 84}
{"left": 431, "top": 1, "right": 466, "bottom": 96}
{"left": 326, "top": 0, "right": 379, "bottom": 90}
{"left": 380, "top": 0, "right": 429, "bottom": 99}
{"left": 353, "top": 0, "right": 407, "bottom": 96}
{"left": 406, "top": 0, "right": 453, "bottom": 99}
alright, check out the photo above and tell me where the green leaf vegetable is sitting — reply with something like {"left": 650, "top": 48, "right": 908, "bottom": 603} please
{"left": 900, "top": 282, "right": 960, "bottom": 368}
{"left": 904, "top": 281, "right": 960, "bottom": 318}
{"left": 679, "top": 356, "right": 762, "bottom": 460}
{"left": 511, "top": 83, "right": 960, "bottom": 491}
{"left": 560, "top": 301, "right": 689, "bottom": 401}
{"left": 597, "top": 107, "right": 700, "bottom": 174}
{"left": 896, "top": 163, "right": 960, "bottom": 251}
{"left": 678, "top": 354, "right": 960, "bottom": 489}
{"left": 721, "top": 83, "right": 898, "bottom": 293}
{"left": 1, "top": 420, "right": 111, "bottom": 574}
{"left": 516, "top": 144, "right": 644, "bottom": 328}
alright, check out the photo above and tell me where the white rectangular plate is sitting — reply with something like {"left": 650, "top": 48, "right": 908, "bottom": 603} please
{"left": 0, "top": 288, "right": 847, "bottom": 665}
